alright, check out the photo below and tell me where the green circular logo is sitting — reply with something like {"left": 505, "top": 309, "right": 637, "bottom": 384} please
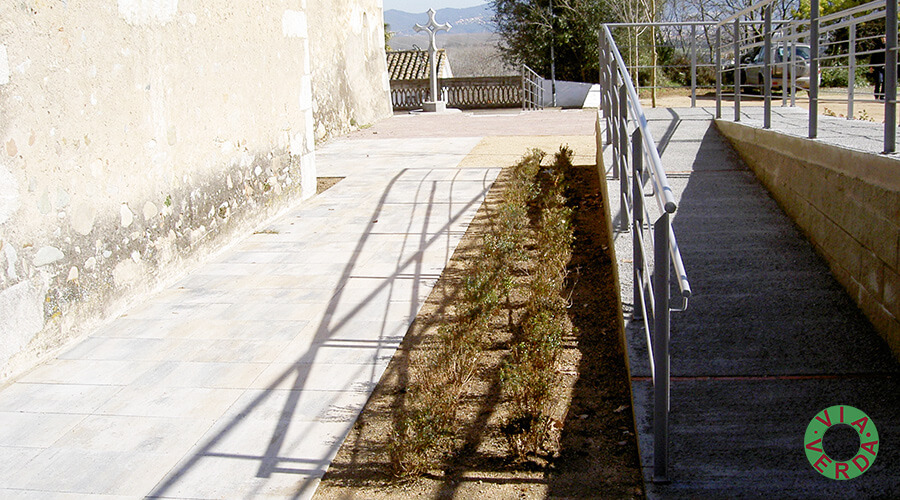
{"left": 805, "top": 405, "right": 879, "bottom": 480}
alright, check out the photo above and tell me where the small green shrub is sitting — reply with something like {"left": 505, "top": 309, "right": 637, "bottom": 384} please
{"left": 821, "top": 65, "right": 870, "bottom": 88}
{"left": 391, "top": 145, "right": 577, "bottom": 474}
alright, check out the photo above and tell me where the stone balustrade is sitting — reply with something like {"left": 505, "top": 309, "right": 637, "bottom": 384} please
{"left": 391, "top": 76, "right": 525, "bottom": 110}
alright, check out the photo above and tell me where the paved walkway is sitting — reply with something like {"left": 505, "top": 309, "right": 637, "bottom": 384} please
{"left": 726, "top": 104, "right": 900, "bottom": 155}
{"left": 0, "top": 110, "right": 596, "bottom": 499}
{"left": 605, "top": 107, "right": 900, "bottom": 497}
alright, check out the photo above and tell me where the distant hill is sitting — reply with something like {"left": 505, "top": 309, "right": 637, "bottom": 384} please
{"left": 384, "top": 4, "right": 495, "bottom": 36}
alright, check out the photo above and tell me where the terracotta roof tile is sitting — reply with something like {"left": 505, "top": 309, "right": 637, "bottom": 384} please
{"left": 386, "top": 50, "right": 450, "bottom": 80}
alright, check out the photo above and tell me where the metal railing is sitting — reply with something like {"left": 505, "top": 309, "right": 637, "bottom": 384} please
{"left": 606, "top": 1, "right": 897, "bottom": 153}
{"left": 606, "top": 22, "right": 721, "bottom": 108}
{"left": 712, "top": 0, "right": 897, "bottom": 152}
{"left": 522, "top": 64, "right": 545, "bottom": 110}
{"left": 599, "top": 24, "right": 692, "bottom": 484}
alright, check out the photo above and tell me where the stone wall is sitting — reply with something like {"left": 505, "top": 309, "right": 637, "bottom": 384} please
{"left": 0, "top": 0, "right": 391, "bottom": 381}
{"left": 716, "top": 120, "right": 900, "bottom": 360}
{"left": 308, "top": 0, "right": 393, "bottom": 140}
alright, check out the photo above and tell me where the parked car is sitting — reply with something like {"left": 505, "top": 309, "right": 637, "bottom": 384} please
{"left": 723, "top": 44, "right": 818, "bottom": 92}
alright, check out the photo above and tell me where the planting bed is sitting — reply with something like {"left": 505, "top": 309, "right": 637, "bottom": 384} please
{"left": 313, "top": 148, "right": 643, "bottom": 499}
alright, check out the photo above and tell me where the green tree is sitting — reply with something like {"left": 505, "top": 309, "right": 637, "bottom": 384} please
{"left": 796, "top": 0, "right": 870, "bottom": 17}
{"left": 385, "top": 23, "right": 395, "bottom": 51}
{"left": 795, "top": 0, "right": 887, "bottom": 47}
{"left": 492, "top": 0, "right": 617, "bottom": 83}
{"left": 796, "top": 0, "right": 887, "bottom": 87}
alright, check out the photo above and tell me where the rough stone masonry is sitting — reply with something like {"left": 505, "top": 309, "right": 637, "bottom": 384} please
{"left": 0, "top": 0, "right": 392, "bottom": 381}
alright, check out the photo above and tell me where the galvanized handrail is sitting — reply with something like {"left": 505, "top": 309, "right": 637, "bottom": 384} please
{"left": 522, "top": 64, "right": 544, "bottom": 111}
{"left": 600, "top": 24, "right": 692, "bottom": 484}
{"left": 713, "top": 0, "right": 896, "bottom": 152}
{"left": 607, "top": 0, "right": 896, "bottom": 153}
{"left": 716, "top": 0, "right": 782, "bottom": 27}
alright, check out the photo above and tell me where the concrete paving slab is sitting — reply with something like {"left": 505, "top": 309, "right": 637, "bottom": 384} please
{"left": 95, "top": 385, "right": 244, "bottom": 419}
{"left": 0, "top": 492, "right": 132, "bottom": 500}
{"left": 136, "top": 361, "right": 270, "bottom": 389}
{"left": 248, "top": 362, "right": 388, "bottom": 394}
{"left": 0, "top": 411, "right": 86, "bottom": 447}
{"left": 54, "top": 414, "right": 214, "bottom": 454}
{"left": 19, "top": 359, "right": 158, "bottom": 386}
{"left": 3, "top": 447, "right": 184, "bottom": 496}
{"left": 220, "top": 388, "right": 372, "bottom": 423}
{"left": 0, "top": 383, "right": 124, "bottom": 414}
{"left": 0, "top": 448, "right": 44, "bottom": 486}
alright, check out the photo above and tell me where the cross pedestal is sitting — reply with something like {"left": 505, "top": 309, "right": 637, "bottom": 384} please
{"left": 422, "top": 101, "right": 447, "bottom": 112}
{"left": 414, "top": 8, "right": 451, "bottom": 112}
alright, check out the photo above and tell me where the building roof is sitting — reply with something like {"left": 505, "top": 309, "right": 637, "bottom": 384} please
{"left": 386, "top": 49, "right": 452, "bottom": 80}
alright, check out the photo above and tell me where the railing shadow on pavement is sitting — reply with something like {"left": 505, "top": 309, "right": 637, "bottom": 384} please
{"left": 146, "top": 167, "right": 496, "bottom": 499}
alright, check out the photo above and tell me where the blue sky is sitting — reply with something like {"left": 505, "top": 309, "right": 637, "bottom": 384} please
{"left": 383, "top": 1, "right": 487, "bottom": 12}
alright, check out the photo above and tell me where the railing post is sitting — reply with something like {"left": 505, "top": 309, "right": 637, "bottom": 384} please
{"left": 734, "top": 17, "right": 741, "bottom": 122}
{"left": 619, "top": 101, "right": 629, "bottom": 230}
{"left": 764, "top": 4, "right": 772, "bottom": 129}
{"left": 652, "top": 211, "right": 671, "bottom": 484}
{"left": 716, "top": 26, "right": 722, "bottom": 119}
{"left": 848, "top": 23, "right": 856, "bottom": 119}
{"left": 782, "top": 28, "right": 789, "bottom": 107}
{"left": 521, "top": 65, "right": 526, "bottom": 111}
{"left": 885, "top": 0, "right": 897, "bottom": 153}
{"left": 632, "top": 129, "right": 644, "bottom": 320}
{"left": 809, "top": 0, "right": 819, "bottom": 139}
{"left": 602, "top": 32, "right": 613, "bottom": 145}
{"left": 691, "top": 24, "right": 697, "bottom": 108}
{"left": 618, "top": 84, "right": 629, "bottom": 188}
{"left": 598, "top": 33, "right": 603, "bottom": 117}
{"left": 611, "top": 74, "right": 620, "bottom": 182}
{"left": 791, "top": 24, "right": 797, "bottom": 107}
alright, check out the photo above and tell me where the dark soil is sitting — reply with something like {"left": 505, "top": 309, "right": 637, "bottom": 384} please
{"left": 316, "top": 177, "right": 343, "bottom": 194}
{"left": 313, "top": 158, "right": 643, "bottom": 499}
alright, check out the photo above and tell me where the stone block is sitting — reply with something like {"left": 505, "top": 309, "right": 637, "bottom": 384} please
{"left": 818, "top": 215, "right": 863, "bottom": 280}
{"left": 422, "top": 101, "right": 447, "bottom": 113}
{"left": 859, "top": 249, "right": 885, "bottom": 301}
{"left": 857, "top": 283, "right": 900, "bottom": 361}
{"left": 886, "top": 319, "right": 900, "bottom": 363}
{"left": 782, "top": 192, "right": 815, "bottom": 240}
{"left": 830, "top": 260, "right": 859, "bottom": 303}
{"left": 885, "top": 265, "right": 900, "bottom": 320}
{"left": 896, "top": 232, "right": 900, "bottom": 272}
{"left": 827, "top": 197, "right": 898, "bottom": 271}
{"left": 800, "top": 202, "right": 828, "bottom": 250}
{"left": 845, "top": 173, "right": 887, "bottom": 214}
{"left": 789, "top": 162, "right": 829, "bottom": 212}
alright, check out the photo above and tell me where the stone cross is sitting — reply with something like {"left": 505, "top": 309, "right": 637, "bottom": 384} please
{"left": 414, "top": 8, "right": 451, "bottom": 108}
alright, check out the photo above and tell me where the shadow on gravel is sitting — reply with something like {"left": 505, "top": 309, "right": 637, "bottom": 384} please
{"left": 546, "top": 161, "right": 644, "bottom": 498}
